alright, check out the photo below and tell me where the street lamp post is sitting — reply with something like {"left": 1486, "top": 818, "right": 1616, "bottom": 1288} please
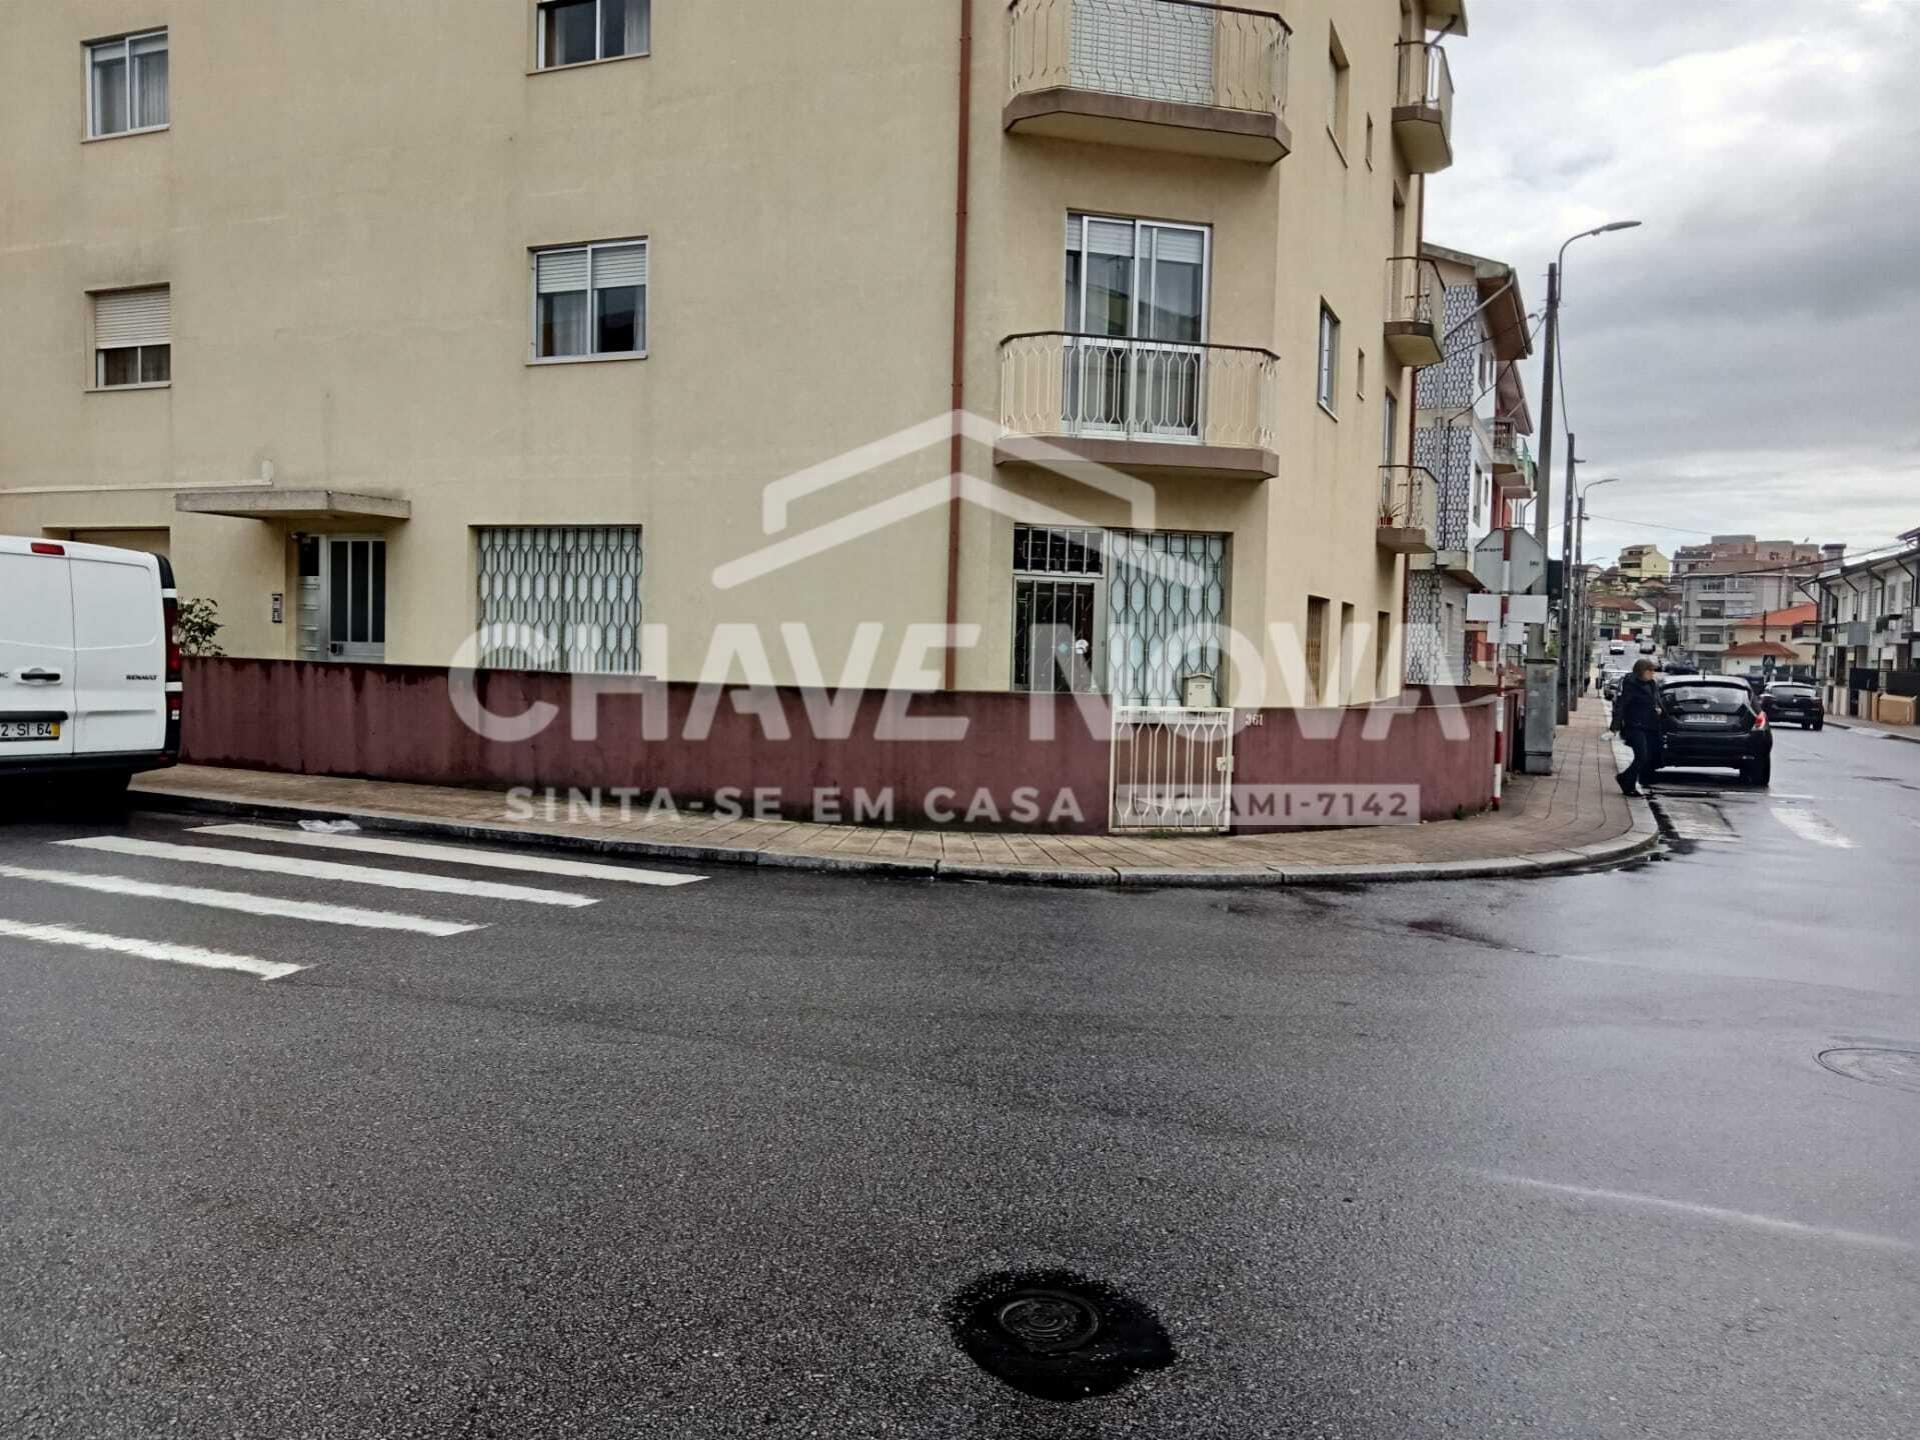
{"left": 1573, "top": 476, "right": 1621, "bottom": 698}
{"left": 1539, "top": 219, "right": 1642, "bottom": 722}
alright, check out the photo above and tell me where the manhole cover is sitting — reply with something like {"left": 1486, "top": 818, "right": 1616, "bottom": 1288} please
{"left": 946, "top": 1269, "right": 1175, "bottom": 1403}
{"left": 1817, "top": 1047, "right": 1920, "bottom": 1093}
{"left": 996, "top": 1291, "right": 1101, "bottom": 1353}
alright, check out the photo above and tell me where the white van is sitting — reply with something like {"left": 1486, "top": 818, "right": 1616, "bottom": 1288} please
{"left": 0, "top": 535, "right": 180, "bottom": 796}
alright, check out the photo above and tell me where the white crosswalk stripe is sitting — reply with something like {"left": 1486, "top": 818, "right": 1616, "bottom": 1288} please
{"left": 0, "top": 861, "right": 478, "bottom": 936}
{"left": 192, "top": 823, "right": 704, "bottom": 888}
{"left": 0, "top": 917, "right": 301, "bottom": 981}
{"left": 55, "top": 836, "right": 596, "bottom": 907}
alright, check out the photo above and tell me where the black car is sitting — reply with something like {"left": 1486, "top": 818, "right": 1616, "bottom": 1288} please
{"left": 1761, "top": 681, "right": 1824, "bottom": 730}
{"left": 1654, "top": 675, "right": 1774, "bottom": 786}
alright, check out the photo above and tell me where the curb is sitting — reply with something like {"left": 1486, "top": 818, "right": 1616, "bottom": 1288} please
{"left": 1823, "top": 717, "right": 1920, "bottom": 745}
{"left": 129, "top": 784, "right": 1660, "bottom": 890}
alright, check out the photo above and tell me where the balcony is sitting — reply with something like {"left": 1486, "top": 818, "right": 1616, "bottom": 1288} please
{"left": 1382, "top": 257, "right": 1444, "bottom": 369}
{"left": 1377, "top": 466, "right": 1437, "bottom": 555}
{"left": 997, "top": 332, "right": 1281, "bottom": 480}
{"left": 1491, "top": 419, "right": 1534, "bottom": 496}
{"left": 1392, "top": 41, "right": 1454, "bottom": 173}
{"left": 1005, "top": 0, "right": 1293, "bottom": 164}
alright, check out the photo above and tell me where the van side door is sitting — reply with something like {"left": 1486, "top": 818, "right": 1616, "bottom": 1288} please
{"left": 69, "top": 548, "right": 165, "bottom": 755}
{"left": 0, "top": 539, "right": 79, "bottom": 760}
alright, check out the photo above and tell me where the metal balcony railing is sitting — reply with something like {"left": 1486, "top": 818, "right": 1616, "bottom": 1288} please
{"left": 1378, "top": 465, "right": 1435, "bottom": 532}
{"left": 1008, "top": 0, "right": 1291, "bottom": 119}
{"left": 1384, "top": 256, "right": 1442, "bottom": 333}
{"left": 1492, "top": 418, "right": 1520, "bottom": 465}
{"left": 1396, "top": 39, "right": 1453, "bottom": 119}
{"left": 1000, "top": 332, "right": 1280, "bottom": 450}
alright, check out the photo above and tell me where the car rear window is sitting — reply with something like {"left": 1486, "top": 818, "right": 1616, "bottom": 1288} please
{"left": 1767, "top": 684, "right": 1814, "bottom": 697}
{"left": 1664, "top": 683, "right": 1749, "bottom": 712}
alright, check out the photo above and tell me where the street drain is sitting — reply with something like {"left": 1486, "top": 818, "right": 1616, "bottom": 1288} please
{"left": 1817, "top": 1047, "right": 1920, "bottom": 1094}
{"left": 946, "top": 1269, "right": 1175, "bottom": 1402}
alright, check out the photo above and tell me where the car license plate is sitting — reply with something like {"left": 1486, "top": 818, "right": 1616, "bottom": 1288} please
{"left": 1678, "top": 714, "right": 1730, "bottom": 726}
{"left": 0, "top": 720, "right": 59, "bottom": 741}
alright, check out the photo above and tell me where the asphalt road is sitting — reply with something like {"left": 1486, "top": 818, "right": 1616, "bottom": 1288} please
{"left": 1, "top": 727, "right": 1916, "bottom": 1438}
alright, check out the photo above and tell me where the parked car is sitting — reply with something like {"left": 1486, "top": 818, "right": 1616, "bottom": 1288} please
{"left": 0, "top": 535, "right": 180, "bottom": 800}
{"left": 1608, "top": 641, "right": 1627, "bottom": 657}
{"left": 1639, "top": 640, "right": 1656, "bottom": 655}
{"left": 1654, "top": 674, "right": 1773, "bottom": 786}
{"left": 1661, "top": 661, "right": 1699, "bottom": 676}
{"left": 1761, "top": 681, "right": 1825, "bottom": 730}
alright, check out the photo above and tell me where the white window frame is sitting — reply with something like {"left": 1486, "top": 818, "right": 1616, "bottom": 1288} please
{"left": 535, "top": 0, "right": 652, "bottom": 70}
{"left": 89, "top": 285, "right": 172, "bottom": 391}
{"left": 1317, "top": 303, "right": 1340, "bottom": 416}
{"left": 85, "top": 29, "right": 169, "bottom": 140}
{"left": 528, "top": 238, "right": 649, "bottom": 364}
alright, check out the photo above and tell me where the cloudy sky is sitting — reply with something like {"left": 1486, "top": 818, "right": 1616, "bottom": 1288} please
{"left": 1426, "top": 0, "right": 1920, "bottom": 570}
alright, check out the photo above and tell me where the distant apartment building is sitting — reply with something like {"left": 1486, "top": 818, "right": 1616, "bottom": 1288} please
{"left": 1615, "top": 544, "right": 1669, "bottom": 582}
{"left": 1814, "top": 530, "right": 1919, "bottom": 716}
{"left": 0, "top": 0, "right": 1479, "bottom": 711}
{"left": 1403, "top": 242, "right": 1533, "bottom": 685}
{"left": 1718, "top": 603, "right": 1817, "bottom": 681}
{"left": 1673, "top": 536, "right": 1826, "bottom": 673}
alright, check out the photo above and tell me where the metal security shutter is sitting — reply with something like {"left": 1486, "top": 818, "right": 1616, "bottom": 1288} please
{"left": 1066, "top": 214, "right": 1137, "bottom": 257}
{"left": 1106, "top": 530, "right": 1228, "bottom": 706}
{"left": 591, "top": 243, "right": 647, "bottom": 289}
{"left": 476, "top": 526, "right": 644, "bottom": 675}
{"left": 1069, "top": 0, "right": 1215, "bottom": 107}
{"left": 94, "top": 287, "right": 170, "bottom": 347}
{"left": 535, "top": 249, "right": 589, "bottom": 294}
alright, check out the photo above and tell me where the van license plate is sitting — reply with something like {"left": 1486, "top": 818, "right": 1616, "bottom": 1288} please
{"left": 0, "top": 721, "right": 59, "bottom": 741}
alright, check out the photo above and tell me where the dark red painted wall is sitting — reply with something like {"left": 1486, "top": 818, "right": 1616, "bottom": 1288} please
{"left": 180, "top": 660, "right": 1497, "bottom": 833}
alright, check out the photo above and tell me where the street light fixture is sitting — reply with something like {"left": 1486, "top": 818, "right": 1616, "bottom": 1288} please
{"left": 1573, "top": 476, "right": 1622, "bottom": 690}
{"left": 1531, "top": 218, "right": 1643, "bottom": 726}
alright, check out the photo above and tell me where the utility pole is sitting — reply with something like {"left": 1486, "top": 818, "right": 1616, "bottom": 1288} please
{"left": 1556, "top": 432, "right": 1579, "bottom": 722}
{"left": 1530, "top": 262, "right": 1559, "bottom": 663}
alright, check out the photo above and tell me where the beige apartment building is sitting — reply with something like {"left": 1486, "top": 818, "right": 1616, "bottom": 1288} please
{"left": 1, "top": 0, "right": 1469, "bottom": 707}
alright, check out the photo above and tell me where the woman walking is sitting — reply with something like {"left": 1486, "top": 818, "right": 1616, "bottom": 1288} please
{"left": 1610, "top": 659, "right": 1661, "bottom": 797}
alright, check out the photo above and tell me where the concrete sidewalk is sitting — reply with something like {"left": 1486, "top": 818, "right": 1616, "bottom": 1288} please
{"left": 131, "top": 700, "right": 1654, "bottom": 887}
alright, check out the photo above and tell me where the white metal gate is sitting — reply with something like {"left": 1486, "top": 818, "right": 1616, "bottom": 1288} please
{"left": 1110, "top": 705, "right": 1234, "bottom": 831}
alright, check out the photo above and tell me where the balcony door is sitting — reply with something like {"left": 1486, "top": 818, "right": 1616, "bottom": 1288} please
{"left": 1063, "top": 214, "right": 1209, "bottom": 442}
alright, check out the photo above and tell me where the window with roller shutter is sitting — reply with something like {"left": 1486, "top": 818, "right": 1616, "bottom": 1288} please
{"left": 532, "top": 241, "right": 648, "bottom": 360}
{"left": 92, "top": 286, "right": 170, "bottom": 388}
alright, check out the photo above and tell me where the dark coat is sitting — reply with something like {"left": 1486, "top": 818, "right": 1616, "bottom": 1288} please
{"left": 1612, "top": 675, "right": 1660, "bottom": 733}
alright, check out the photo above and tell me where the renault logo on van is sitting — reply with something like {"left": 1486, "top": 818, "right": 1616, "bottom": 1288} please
{"left": 124, "top": 673, "right": 158, "bottom": 681}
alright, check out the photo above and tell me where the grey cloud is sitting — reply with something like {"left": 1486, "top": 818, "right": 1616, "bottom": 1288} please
{"left": 1432, "top": 0, "right": 1920, "bottom": 559}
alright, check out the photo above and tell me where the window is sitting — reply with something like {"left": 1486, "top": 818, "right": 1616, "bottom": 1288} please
{"left": 1062, "top": 214, "right": 1209, "bottom": 439}
{"left": 533, "top": 241, "right": 648, "bottom": 360}
{"left": 88, "top": 30, "right": 168, "bottom": 137}
{"left": 1364, "top": 114, "right": 1375, "bottom": 168}
{"left": 1316, "top": 304, "right": 1340, "bottom": 413}
{"left": 476, "top": 526, "right": 644, "bottom": 673}
{"left": 1326, "top": 29, "right": 1351, "bottom": 152}
{"left": 1355, "top": 348, "right": 1367, "bottom": 400}
{"left": 92, "top": 286, "right": 170, "bottom": 388}
{"left": 1698, "top": 630, "right": 1724, "bottom": 646}
{"left": 1382, "top": 388, "right": 1398, "bottom": 464}
{"left": 1375, "top": 610, "right": 1393, "bottom": 695}
{"left": 1305, "top": 596, "right": 1329, "bottom": 704}
{"left": 537, "top": 0, "right": 650, "bottom": 68}
{"left": 1012, "top": 526, "right": 1105, "bottom": 695}
{"left": 1472, "top": 464, "right": 1484, "bottom": 525}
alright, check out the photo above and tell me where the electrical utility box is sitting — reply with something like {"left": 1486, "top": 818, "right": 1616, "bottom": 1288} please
{"left": 1522, "top": 659, "right": 1558, "bottom": 774}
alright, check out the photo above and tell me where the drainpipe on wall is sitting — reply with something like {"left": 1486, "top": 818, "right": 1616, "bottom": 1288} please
{"left": 943, "top": 0, "right": 974, "bottom": 692}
